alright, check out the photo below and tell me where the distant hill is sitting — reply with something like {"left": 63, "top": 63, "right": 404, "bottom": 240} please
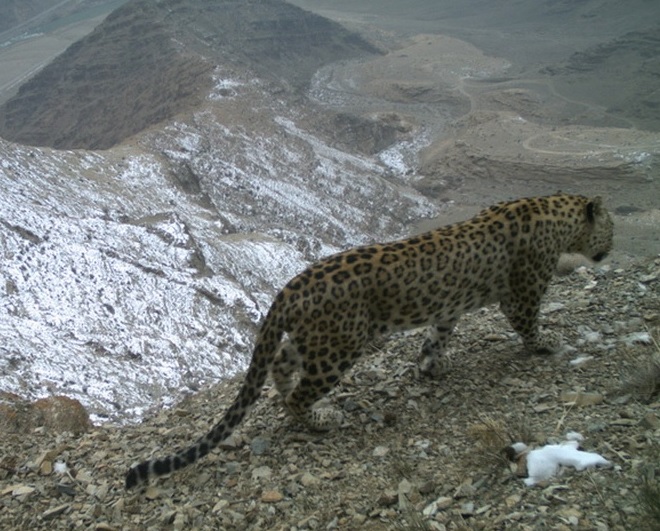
{"left": 0, "top": 0, "right": 378, "bottom": 150}
{"left": 293, "top": 0, "right": 660, "bottom": 132}
{"left": 542, "top": 24, "right": 660, "bottom": 132}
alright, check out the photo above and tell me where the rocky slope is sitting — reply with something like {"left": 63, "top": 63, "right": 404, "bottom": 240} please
{"left": 1, "top": 0, "right": 658, "bottom": 427}
{"left": 0, "top": 0, "right": 379, "bottom": 149}
{"left": 1, "top": 258, "right": 658, "bottom": 530}
{"left": 0, "top": 62, "right": 437, "bottom": 423}
{"left": 0, "top": 0, "right": 434, "bottom": 423}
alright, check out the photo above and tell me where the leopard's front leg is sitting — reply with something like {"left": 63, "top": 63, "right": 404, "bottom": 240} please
{"left": 499, "top": 292, "right": 561, "bottom": 354}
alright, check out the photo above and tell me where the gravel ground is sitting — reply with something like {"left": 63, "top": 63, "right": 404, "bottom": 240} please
{"left": 1, "top": 256, "right": 659, "bottom": 530}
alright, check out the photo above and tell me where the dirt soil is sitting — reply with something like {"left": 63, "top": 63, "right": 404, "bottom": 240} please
{"left": 1, "top": 258, "right": 659, "bottom": 530}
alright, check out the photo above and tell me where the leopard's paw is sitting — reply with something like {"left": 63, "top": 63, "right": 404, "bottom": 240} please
{"left": 527, "top": 330, "right": 562, "bottom": 354}
{"left": 308, "top": 407, "right": 344, "bottom": 431}
{"left": 419, "top": 351, "right": 452, "bottom": 379}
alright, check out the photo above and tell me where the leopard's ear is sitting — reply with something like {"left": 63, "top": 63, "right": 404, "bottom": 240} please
{"left": 586, "top": 197, "right": 603, "bottom": 223}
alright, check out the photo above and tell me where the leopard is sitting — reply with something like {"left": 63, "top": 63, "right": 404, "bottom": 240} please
{"left": 126, "top": 193, "right": 613, "bottom": 488}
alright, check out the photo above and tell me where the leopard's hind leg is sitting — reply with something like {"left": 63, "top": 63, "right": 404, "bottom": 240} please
{"left": 279, "top": 341, "right": 367, "bottom": 431}
{"left": 271, "top": 340, "right": 301, "bottom": 399}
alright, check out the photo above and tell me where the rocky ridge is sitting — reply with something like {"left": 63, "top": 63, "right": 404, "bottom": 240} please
{"left": 1, "top": 257, "right": 658, "bottom": 530}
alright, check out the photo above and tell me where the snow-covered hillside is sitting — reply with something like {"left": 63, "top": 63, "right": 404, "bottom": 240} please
{"left": 0, "top": 69, "right": 439, "bottom": 423}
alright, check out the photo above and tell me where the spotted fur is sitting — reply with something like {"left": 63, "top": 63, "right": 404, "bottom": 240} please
{"left": 126, "top": 193, "right": 613, "bottom": 488}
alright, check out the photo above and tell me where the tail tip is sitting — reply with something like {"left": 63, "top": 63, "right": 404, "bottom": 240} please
{"left": 125, "top": 469, "right": 138, "bottom": 489}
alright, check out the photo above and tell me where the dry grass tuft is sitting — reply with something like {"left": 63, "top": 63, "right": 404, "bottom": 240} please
{"left": 468, "top": 414, "right": 534, "bottom": 467}
{"left": 638, "top": 442, "right": 660, "bottom": 530}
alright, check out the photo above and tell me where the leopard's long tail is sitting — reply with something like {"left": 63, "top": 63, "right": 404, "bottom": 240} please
{"left": 125, "top": 312, "right": 284, "bottom": 489}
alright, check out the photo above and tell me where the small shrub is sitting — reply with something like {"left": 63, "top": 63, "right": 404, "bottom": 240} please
{"left": 468, "top": 414, "right": 534, "bottom": 468}
{"left": 638, "top": 443, "right": 660, "bottom": 530}
{"left": 621, "top": 327, "right": 660, "bottom": 402}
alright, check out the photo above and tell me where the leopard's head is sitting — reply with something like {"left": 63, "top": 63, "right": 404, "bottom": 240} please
{"left": 580, "top": 196, "right": 613, "bottom": 262}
